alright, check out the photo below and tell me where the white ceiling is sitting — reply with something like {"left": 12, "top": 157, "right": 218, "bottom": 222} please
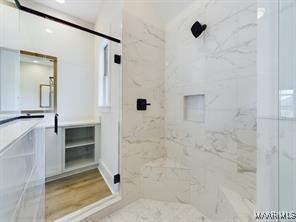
{"left": 22, "top": 0, "right": 195, "bottom": 28}
{"left": 146, "top": 0, "right": 196, "bottom": 26}
{"left": 29, "top": 0, "right": 104, "bottom": 24}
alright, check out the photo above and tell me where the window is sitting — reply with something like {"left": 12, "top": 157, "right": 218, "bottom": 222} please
{"left": 102, "top": 44, "right": 109, "bottom": 106}
{"left": 99, "top": 42, "right": 110, "bottom": 108}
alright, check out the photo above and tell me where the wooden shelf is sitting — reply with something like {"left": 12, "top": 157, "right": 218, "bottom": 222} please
{"left": 65, "top": 139, "right": 95, "bottom": 149}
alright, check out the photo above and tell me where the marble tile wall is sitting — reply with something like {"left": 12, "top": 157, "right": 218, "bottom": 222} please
{"left": 120, "top": 11, "right": 166, "bottom": 204}
{"left": 141, "top": 158, "right": 191, "bottom": 204}
{"left": 216, "top": 186, "right": 255, "bottom": 222}
{"left": 164, "top": 0, "right": 257, "bottom": 219}
{"left": 88, "top": 1, "right": 259, "bottom": 220}
{"left": 72, "top": 7, "right": 167, "bottom": 221}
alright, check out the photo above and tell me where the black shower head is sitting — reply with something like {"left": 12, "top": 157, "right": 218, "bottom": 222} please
{"left": 191, "top": 21, "right": 207, "bottom": 38}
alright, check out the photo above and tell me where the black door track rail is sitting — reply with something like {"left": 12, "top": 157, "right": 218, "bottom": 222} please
{"left": 14, "top": 0, "right": 121, "bottom": 43}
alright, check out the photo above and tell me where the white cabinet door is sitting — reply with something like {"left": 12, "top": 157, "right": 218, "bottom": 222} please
{"left": 45, "top": 128, "right": 62, "bottom": 178}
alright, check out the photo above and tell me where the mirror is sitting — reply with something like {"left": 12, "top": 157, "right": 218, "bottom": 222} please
{"left": 0, "top": 47, "right": 20, "bottom": 113}
{"left": 20, "top": 51, "right": 57, "bottom": 113}
{"left": 40, "top": 84, "right": 51, "bottom": 108}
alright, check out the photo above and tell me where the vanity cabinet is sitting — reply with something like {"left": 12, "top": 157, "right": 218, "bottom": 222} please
{"left": 45, "top": 128, "right": 62, "bottom": 178}
{"left": 45, "top": 122, "right": 100, "bottom": 179}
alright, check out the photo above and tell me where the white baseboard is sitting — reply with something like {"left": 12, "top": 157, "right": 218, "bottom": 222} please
{"left": 98, "top": 160, "right": 115, "bottom": 194}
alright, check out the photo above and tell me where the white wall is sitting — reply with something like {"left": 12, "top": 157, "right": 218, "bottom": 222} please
{"left": 21, "top": 0, "right": 94, "bottom": 30}
{"left": 0, "top": 2, "right": 19, "bottom": 50}
{"left": 20, "top": 62, "right": 53, "bottom": 110}
{"left": 19, "top": 4, "right": 95, "bottom": 121}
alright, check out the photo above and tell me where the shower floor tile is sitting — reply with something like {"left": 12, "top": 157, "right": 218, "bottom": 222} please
{"left": 87, "top": 199, "right": 211, "bottom": 222}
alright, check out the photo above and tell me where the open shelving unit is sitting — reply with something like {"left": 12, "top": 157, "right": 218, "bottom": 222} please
{"left": 65, "top": 139, "right": 95, "bottom": 149}
{"left": 64, "top": 126, "right": 97, "bottom": 171}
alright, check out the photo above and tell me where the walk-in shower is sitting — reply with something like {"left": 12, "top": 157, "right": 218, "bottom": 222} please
{"left": 1, "top": 0, "right": 296, "bottom": 221}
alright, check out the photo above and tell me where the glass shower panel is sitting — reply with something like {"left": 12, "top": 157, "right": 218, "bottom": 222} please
{"left": 0, "top": 1, "right": 21, "bottom": 120}
{"left": 17, "top": 1, "right": 122, "bottom": 220}
{"left": 279, "top": 0, "right": 296, "bottom": 218}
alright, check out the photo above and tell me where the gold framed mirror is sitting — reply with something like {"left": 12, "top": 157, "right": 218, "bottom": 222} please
{"left": 20, "top": 50, "right": 57, "bottom": 113}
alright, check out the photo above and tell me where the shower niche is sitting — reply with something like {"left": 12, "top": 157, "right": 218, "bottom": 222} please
{"left": 183, "top": 94, "right": 205, "bottom": 123}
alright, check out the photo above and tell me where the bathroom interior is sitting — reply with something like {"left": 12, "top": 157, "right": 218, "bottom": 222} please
{"left": 0, "top": 0, "right": 294, "bottom": 221}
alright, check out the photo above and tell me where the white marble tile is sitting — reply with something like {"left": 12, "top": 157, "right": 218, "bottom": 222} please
{"left": 141, "top": 158, "right": 191, "bottom": 203}
{"left": 87, "top": 1, "right": 257, "bottom": 221}
{"left": 120, "top": 11, "right": 166, "bottom": 206}
{"left": 92, "top": 199, "right": 211, "bottom": 222}
{"left": 164, "top": 0, "right": 257, "bottom": 220}
{"left": 216, "top": 187, "right": 255, "bottom": 222}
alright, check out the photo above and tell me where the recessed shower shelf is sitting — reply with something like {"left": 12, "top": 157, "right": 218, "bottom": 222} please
{"left": 184, "top": 94, "right": 205, "bottom": 123}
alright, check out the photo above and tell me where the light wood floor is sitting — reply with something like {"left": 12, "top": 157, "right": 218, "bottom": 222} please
{"left": 45, "top": 169, "right": 111, "bottom": 221}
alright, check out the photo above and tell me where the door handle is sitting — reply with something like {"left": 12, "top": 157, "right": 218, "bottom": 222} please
{"left": 54, "top": 113, "right": 59, "bottom": 134}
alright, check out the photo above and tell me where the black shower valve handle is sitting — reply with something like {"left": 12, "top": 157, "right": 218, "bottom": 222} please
{"left": 137, "top": 99, "right": 151, "bottom": 111}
